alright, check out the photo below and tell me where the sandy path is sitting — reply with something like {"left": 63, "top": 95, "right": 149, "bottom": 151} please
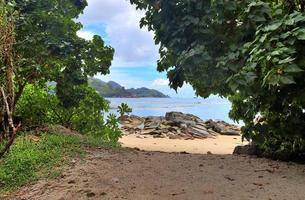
{"left": 119, "top": 135, "right": 245, "bottom": 154}
{"left": 9, "top": 148, "right": 305, "bottom": 200}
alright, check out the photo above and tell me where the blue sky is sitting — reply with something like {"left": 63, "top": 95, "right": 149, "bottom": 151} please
{"left": 77, "top": 0, "right": 196, "bottom": 98}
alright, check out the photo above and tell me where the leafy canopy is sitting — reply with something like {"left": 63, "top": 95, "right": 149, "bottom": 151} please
{"left": 9, "top": 0, "right": 114, "bottom": 107}
{"left": 130, "top": 0, "right": 305, "bottom": 159}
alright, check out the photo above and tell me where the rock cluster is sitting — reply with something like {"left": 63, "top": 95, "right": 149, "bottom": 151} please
{"left": 120, "top": 112, "right": 240, "bottom": 140}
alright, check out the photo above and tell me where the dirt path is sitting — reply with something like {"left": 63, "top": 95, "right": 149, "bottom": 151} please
{"left": 9, "top": 148, "right": 305, "bottom": 200}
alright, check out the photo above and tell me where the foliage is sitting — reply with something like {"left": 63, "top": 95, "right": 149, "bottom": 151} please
{"left": 15, "top": 85, "right": 58, "bottom": 127}
{"left": 0, "top": 133, "right": 83, "bottom": 193}
{"left": 9, "top": 0, "right": 114, "bottom": 106}
{"left": 0, "top": 0, "right": 115, "bottom": 156}
{"left": 16, "top": 84, "right": 122, "bottom": 144}
{"left": 0, "top": 131, "right": 121, "bottom": 194}
{"left": 117, "top": 103, "right": 133, "bottom": 117}
{"left": 130, "top": 0, "right": 305, "bottom": 159}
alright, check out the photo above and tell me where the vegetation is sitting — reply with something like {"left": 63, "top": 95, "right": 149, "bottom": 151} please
{"left": 0, "top": 131, "right": 115, "bottom": 193}
{"left": 130, "top": 0, "right": 305, "bottom": 160}
{"left": 89, "top": 78, "right": 169, "bottom": 98}
{"left": 117, "top": 103, "right": 133, "bottom": 117}
{"left": 16, "top": 85, "right": 121, "bottom": 143}
{"left": 0, "top": 0, "right": 118, "bottom": 157}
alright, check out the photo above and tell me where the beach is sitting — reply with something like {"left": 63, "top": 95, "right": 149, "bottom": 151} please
{"left": 120, "top": 134, "right": 245, "bottom": 154}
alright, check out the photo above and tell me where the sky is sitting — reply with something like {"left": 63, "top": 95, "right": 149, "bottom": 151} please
{"left": 77, "top": 0, "right": 196, "bottom": 98}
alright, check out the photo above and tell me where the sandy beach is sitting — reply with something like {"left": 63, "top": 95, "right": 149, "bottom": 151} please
{"left": 119, "top": 134, "right": 245, "bottom": 154}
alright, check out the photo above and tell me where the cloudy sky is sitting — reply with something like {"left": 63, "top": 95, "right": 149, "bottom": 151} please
{"left": 78, "top": 0, "right": 195, "bottom": 97}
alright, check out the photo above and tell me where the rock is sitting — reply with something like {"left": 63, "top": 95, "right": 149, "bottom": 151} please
{"left": 233, "top": 145, "right": 260, "bottom": 155}
{"left": 149, "top": 130, "right": 162, "bottom": 135}
{"left": 205, "top": 120, "right": 240, "bottom": 136}
{"left": 142, "top": 129, "right": 162, "bottom": 135}
{"left": 165, "top": 112, "right": 201, "bottom": 127}
{"left": 168, "top": 126, "right": 180, "bottom": 133}
{"left": 207, "top": 129, "right": 219, "bottom": 136}
{"left": 100, "top": 192, "right": 107, "bottom": 196}
{"left": 161, "top": 128, "right": 169, "bottom": 133}
{"left": 120, "top": 115, "right": 144, "bottom": 127}
{"left": 179, "top": 123, "right": 188, "bottom": 129}
{"left": 122, "top": 127, "right": 135, "bottom": 134}
{"left": 169, "top": 134, "right": 181, "bottom": 139}
{"left": 141, "top": 128, "right": 156, "bottom": 135}
{"left": 120, "top": 112, "right": 241, "bottom": 140}
{"left": 153, "top": 134, "right": 166, "bottom": 138}
{"left": 193, "top": 124, "right": 208, "bottom": 131}
{"left": 189, "top": 127, "right": 211, "bottom": 136}
{"left": 86, "top": 191, "right": 96, "bottom": 198}
{"left": 220, "top": 129, "right": 240, "bottom": 136}
{"left": 144, "top": 116, "right": 164, "bottom": 129}
{"left": 68, "top": 180, "right": 76, "bottom": 184}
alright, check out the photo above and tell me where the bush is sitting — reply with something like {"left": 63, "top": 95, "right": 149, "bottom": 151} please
{"left": 16, "top": 84, "right": 121, "bottom": 144}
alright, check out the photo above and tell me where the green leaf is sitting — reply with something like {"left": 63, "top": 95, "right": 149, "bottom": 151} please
{"left": 279, "top": 76, "right": 296, "bottom": 85}
{"left": 278, "top": 57, "right": 295, "bottom": 64}
{"left": 293, "top": 28, "right": 305, "bottom": 40}
{"left": 268, "top": 75, "right": 280, "bottom": 86}
{"left": 283, "top": 65, "right": 304, "bottom": 73}
{"left": 263, "top": 22, "right": 282, "bottom": 32}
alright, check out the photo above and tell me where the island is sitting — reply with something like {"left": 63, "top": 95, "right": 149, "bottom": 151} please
{"left": 89, "top": 78, "right": 169, "bottom": 98}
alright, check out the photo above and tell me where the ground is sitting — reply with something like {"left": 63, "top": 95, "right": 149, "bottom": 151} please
{"left": 119, "top": 134, "right": 244, "bottom": 154}
{"left": 8, "top": 147, "right": 305, "bottom": 200}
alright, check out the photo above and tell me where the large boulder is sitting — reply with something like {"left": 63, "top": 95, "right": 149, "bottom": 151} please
{"left": 205, "top": 120, "right": 240, "bottom": 136}
{"left": 233, "top": 145, "right": 260, "bottom": 155}
{"left": 165, "top": 112, "right": 202, "bottom": 127}
{"left": 120, "top": 115, "right": 144, "bottom": 127}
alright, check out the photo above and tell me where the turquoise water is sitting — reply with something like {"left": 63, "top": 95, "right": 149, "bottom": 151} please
{"left": 107, "top": 97, "right": 235, "bottom": 123}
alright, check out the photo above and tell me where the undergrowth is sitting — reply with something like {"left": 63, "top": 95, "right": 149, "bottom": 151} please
{"left": 0, "top": 132, "right": 117, "bottom": 194}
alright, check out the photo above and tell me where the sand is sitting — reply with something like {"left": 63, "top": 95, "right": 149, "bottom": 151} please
{"left": 6, "top": 135, "right": 305, "bottom": 200}
{"left": 9, "top": 148, "right": 305, "bottom": 200}
{"left": 119, "top": 134, "right": 245, "bottom": 154}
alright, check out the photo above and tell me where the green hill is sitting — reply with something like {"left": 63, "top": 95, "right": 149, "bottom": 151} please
{"left": 89, "top": 78, "right": 169, "bottom": 98}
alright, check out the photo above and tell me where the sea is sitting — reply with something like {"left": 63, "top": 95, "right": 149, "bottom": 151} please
{"left": 107, "top": 97, "right": 237, "bottom": 124}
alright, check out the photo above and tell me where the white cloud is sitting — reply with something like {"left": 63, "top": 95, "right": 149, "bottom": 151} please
{"left": 77, "top": 30, "right": 95, "bottom": 40}
{"left": 78, "top": 0, "right": 159, "bottom": 68}
{"left": 152, "top": 79, "right": 169, "bottom": 86}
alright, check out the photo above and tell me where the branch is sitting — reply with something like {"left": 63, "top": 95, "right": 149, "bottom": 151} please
{"left": 0, "top": 87, "right": 21, "bottom": 158}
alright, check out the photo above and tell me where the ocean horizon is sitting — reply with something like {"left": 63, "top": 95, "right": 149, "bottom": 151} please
{"left": 107, "top": 97, "right": 237, "bottom": 124}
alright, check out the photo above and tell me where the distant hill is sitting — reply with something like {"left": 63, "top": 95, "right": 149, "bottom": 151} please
{"left": 89, "top": 78, "right": 169, "bottom": 98}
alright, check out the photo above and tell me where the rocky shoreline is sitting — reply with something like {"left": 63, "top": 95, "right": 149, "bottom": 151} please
{"left": 120, "top": 112, "right": 240, "bottom": 140}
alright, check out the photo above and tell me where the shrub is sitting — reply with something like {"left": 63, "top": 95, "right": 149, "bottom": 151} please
{"left": 16, "top": 84, "right": 121, "bottom": 144}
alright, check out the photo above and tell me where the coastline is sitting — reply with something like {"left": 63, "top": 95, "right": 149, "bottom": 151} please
{"left": 119, "top": 112, "right": 245, "bottom": 154}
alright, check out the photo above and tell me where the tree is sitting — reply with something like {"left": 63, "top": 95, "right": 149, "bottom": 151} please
{"left": 8, "top": 0, "right": 114, "bottom": 108}
{"left": 0, "top": 0, "right": 114, "bottom": 157}
{"left": 130, "top": 0, "right": 305, "bottom": 159}
{"left": 117, "top": 103, "right": 132, "bottom": 117}
{"left": 0, "top": 1, "right": 21, "bottom": 157}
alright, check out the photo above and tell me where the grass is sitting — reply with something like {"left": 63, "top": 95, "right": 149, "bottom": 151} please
{"left": 0, "top": 132, "right": 115, "bottom": 194}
